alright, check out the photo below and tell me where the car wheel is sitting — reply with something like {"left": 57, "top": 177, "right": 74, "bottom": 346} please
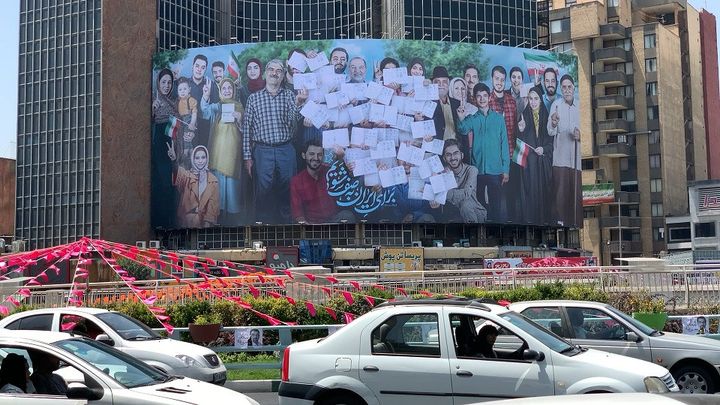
{"left": 674, "top": 365, "right": 716, "bottom": 394}
{"left": 317, "top": 393, "right": 366, "bottom": 405}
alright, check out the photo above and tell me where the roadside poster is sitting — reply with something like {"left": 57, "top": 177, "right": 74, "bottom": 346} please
{"left": 379, "top": 247, "right": 424, "bottom": 272}
{"left": 266, "top": 246, "right": 299, "bottom": 271}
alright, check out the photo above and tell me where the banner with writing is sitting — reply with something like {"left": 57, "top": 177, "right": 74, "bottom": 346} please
{"left": 380, "top": 247, "right": 424, "bottom": 272}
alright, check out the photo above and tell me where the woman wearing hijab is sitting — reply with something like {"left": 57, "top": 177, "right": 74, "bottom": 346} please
{"left": 201, "top": 77, "right": 245, "bottom": 224}
{"left": 0, "top": 353, "right": 30, "bottom": 393}
{"left": 151, "top": 68, "right": 178, "bottom": 228}
{"left": 168, "top": 145, "right": 219, "bottom": 228}
{"left": 405, "top": 58, "right": 428, "bottom": 98}
{"left": 449, "top": 77, "right": 478, "bottom": 116}
{"left": 514, "top": 86, "right": 553, "bottom": 225}
{"left": 237, "top": 58, "right": 265, "bottom": 106}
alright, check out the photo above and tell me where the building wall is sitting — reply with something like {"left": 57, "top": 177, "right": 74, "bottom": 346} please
{"left": 699, "top": 10, "right": 720, "bottom": 179}
{"left": 99, "top": 0, "right": 155, "bottom": 245}
{"left": 683, "top": 7, "right": 708, "bottom": 182}
{"left": 0, "top": 159, "right": 15, "bottom": 236}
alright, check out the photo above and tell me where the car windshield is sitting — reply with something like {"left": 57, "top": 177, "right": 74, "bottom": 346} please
{"left": 498, "top": 311, "right": 577, "bottom": 354}
{"left": 53, "top": 338, "right": 169, "bottom": 388}
{"left": 604, "top": 305, "right": 657, "bottom": 335}
{"left": 96, "top": 312, "right": 162, "bottom": 341}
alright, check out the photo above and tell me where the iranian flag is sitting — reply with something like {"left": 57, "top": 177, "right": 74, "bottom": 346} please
{"left": 523, "top": 52, "right": 559, "bottom": 79}
{"left": 165, "top": 116, "right": 181, "bottom": 139}
{"left": 512, "top": 138, "right": 530, "bottom": 168}
{"left": 227, "top": 51, "right": 240, "bottom": 80}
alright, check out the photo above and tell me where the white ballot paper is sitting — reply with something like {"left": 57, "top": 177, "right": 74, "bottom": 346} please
{"left": 375, "top": 128, "right": 399, "bottom": 146}
{"left": 392, "top": 114, "right": 414, "bottom": 132}
{"left": 287, "top": 52, "right": 308, "bottom": 72}
{"left": 368, "top": 103, "right": 385, "bottom": 123}
{"left": 341, "top": 83, "right": 368, "bottom": 101}
{"left": 365, "top": 82, "right": 394, "bottom": 105}
{"left": 353, "top": 157, "right": 379, "bottom": 177}
{"left": 364, "top": 173, "right": 380, "bottom": 187}
{"left": 383, "top": 67, "right": 409, "bottom": 85}
{"left": 320, "top": 104, "right": 339, "bottom": 123}
{"left": 306, "top": 52, "right": 330, "bottom": 71}
{"left": 397, "top": 143, "right": 425, "bottom": 166}
{"left": 421, "top": 101, "right": 437, "bottom": 118}
{"left": 307, "top": 88, "right": 326, "bottom": 103}
{"left": 422, "top": 139, "right": 445, "bottom": 155}
{"left": 383, "top": 106, "right": 398, "bottom": 126}
{"left": 322, "top": 128, "right": 349, "bottom": 148}
{"left": 350, "top": 127, "right": 378, "bottom": 148}
{"left": 221, "top": 103, "right": 235, "bottom": 123}
{"left": 422, "top": 184, "right": 448, "bottom": 204}
{"left": 300, "top": 100, "right": 329, "bottom": 129}
{"left": 391, "top": 95, "right": 411, "bottom": 115}
{"left": 408, "top": 178, "right": 426, "bottom": 200}
{"left": 379, "top": 166, "right": 408, "bottom": 188}
{"left": 344, "top": 147, "right": 370, "bottom": 163}
{"left": 411, "top": 120, "right": 437, "bottom": 138}
{"left": 293, "top": 73, "right": 318, "bottom": 90}
{"left": 348, "top": 103, "right": 370, "bottom": 124}
{"left": 429, "top": 171, "right": 458, "bottom": 194}
{"left": 402, "top": 76, "right": 426, "bottom": 93}
{"left": 414, "top": 83, "right": 440, "bottom": 101}
{"left": 370, "top": 140, "right": 397, "bottom": 160}
{"left": 325, "top": 91, "right": 350, "bottom": 109}
{"left": 418, "top": 155, "right": 444, "bottom": 179}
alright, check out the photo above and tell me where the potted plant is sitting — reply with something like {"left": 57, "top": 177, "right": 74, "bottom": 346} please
{"left": 629, "top": 293, "right": 668, "bottom": 331}
{"left": 188, "top": 313, "right": 222, "bottom": 344}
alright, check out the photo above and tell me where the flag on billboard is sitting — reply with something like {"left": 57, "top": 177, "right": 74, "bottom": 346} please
{"left": 165, "top": 116, "right": 181, "bottom": 139}
{"left": 228, "top": 51, "right": 240, "bottom": 80}
{"left": 512, "top": 138, "right": 530, "bottom": 168}
{"left": 582, "top": 183, "right": 615, "bottom": 206}
{"left": 523, "top": 52, "right": 558, "bottom": 79}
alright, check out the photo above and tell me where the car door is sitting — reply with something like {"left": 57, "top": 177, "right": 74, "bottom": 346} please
{"left": 3, "top": 313, "right": 54, "bottom": 331}
{"left": 448, "top": 311, "right": 554, "bottom": 404}
{"left": 358, "top": 311, "right": 453, "bottom": 405}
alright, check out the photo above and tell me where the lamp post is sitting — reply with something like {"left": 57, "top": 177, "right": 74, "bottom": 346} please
{"left": 618, "top": 199, "right": 622, "bottom": 260}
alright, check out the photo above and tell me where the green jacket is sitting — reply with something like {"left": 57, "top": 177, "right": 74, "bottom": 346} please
{"left": 457, "top": 109, "right": 509, "bottom": 176}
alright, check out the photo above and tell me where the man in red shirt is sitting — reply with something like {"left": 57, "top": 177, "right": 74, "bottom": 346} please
{"left": 290, "top": 140, "right": 340, "bottom": 223}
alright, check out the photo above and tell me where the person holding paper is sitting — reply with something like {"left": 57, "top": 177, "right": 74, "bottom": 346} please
{"left": 488, "top": 65, "right": 517, "bottom": 222}
{"left": 430, "top": 66, "right": 466, "bottom": 156}
{"left": 515, "top": 86, "right": 553, "bottom": 225}
{"left": 391, "top": 160, "right": 435, "bottom": 223}
{"left": 284, "top": 48, "right": 307, "bottom": 92}
{"left": 151, "top": 68, "right": 178, "bottom": 229}
{"left": 201, "top": 77, "right": 246, "bottom": 224}
{"left": 442, "top": 140, "right": 486, "bottom": 223}
{"left": 457, "top": 83, "right": 509, "bottom": 223}
{"left": 236, "top": 58, "right": 265, "bottom": 106}
{"left": 243, "top": 59, "right": 308, "bottom": 223}
{"left": 290, "top": 140, "right": 345, "bottom": 224}
{"left": 547, "top": 75, "right": 581, "bottom": 227}
{"left": 330, "top": 47, "right": 349, "bottom": 74}
{"left": 375, "top": 57, "right": 402, "bottom": 94}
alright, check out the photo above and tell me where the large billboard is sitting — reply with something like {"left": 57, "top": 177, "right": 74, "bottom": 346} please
{"left": 151, "top": 39, "right": 579, "bottom": 229}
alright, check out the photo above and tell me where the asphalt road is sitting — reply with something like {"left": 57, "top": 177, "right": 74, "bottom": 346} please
{"left": 247, "top": 391, "right": 280, "bottom": 405}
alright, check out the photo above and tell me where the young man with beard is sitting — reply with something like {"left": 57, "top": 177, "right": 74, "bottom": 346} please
{"left": 488, "top": 65, "right": 518, "bottom": 222}
{"left": 243, "top": 59, "right": 308, "bottom": 223}
{"left": 290, "top": 140, "right": 344, "bottom": 224}
{"left": 463, "top": 64, "right": 480, "bottom": 105}
{"left": 330, "top": 47, "right": 349, "bottom": 75}
{"left": 442, "top": 140, "right": 486, "bottom": 223}
{"left": 542, "top": 68, "right": 559, "bottom": 111}
{"left": 509, "top": 66, "right": 527, "bottom": 115}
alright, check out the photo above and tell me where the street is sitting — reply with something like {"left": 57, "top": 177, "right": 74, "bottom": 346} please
{"left": 247, "top": 392, "right": 280, "bottom": 405}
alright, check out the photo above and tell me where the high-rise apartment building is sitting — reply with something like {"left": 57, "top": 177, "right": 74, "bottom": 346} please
{"left": 547, "top": 0, "right": 715, "bottom": 264}
{"left": 17, "top": 0, "right": 548, "bottom": 250}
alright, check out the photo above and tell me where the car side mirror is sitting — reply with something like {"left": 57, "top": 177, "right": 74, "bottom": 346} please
{"left": 66, "top": 382, "right": 104, "bottom": 400}
{"left": 626, "top": 332, "right": 642, "bottom": 343}
{"left": 95, "top": 334, "right": 115, "bottom": 346}
{"left": 522, "top": 349, "right": 545, "bottom": 362}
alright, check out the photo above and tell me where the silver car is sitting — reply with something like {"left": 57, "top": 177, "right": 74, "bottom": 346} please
{"left": 510, "top": 300, "right": 720, "bottom": 394}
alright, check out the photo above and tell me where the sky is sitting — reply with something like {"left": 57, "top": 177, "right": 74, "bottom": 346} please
{"left": 0, "top": 0, "right": 718, "bottom": 160}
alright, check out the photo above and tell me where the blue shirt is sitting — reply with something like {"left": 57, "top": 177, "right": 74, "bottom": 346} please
{"left": 457, "top": 109, "right": 509, "bottom": 176}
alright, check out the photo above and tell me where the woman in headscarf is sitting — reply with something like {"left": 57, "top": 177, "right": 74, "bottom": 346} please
{"left": 236, "top": 58, "right": 265, "bottom": 106}
{"left": 0, "top": 353, "right": 30, "bottom": 393}
{"left": 151, "top": 68, "right": 178, "bottom": 228}
{"left": 405, "top": 58, "right": 428, "bottom": 98}
{"left": 169, "top": 145, "right": 219, "bottom": 228}
{"left": 449, "top": 77, "right": 478, "bottom": 116}
{"left": 514, "top": 85, "right": 553, "bottom": 225}
{"left": 200, "top": 78, "right": 245, "bottom": 224}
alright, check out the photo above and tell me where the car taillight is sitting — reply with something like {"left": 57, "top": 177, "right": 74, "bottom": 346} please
{"left": 281, "top": 347, "right": 290, "bottom": 381}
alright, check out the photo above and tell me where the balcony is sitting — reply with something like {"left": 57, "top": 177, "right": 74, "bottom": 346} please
{"left": 597, "top": 118, "right": 630, "bottom": 133}
{"left": 598, "top": 141, "right": 633, "bottom": 157}
{"left": 595, "top": 70, "right": 627, "bottom": 86}
{"left": 605, "top": 240, "right": 643, "bottom": 254}
{"left": 600, "top": 23, "right": 627, "bottom": 39}
{"left": 634, "top": 0, "right": 685, "bottom": 14}
{"left": 600, "top": 216, "right": 642, "bottom": 229}
{"left": 616, "top": 191, "right": 640, "bottom": 203}
{"left": 596, "top": 94, "right": 630, "bottom": 110}
{"left": 593, "top": 47, "right": 629, "bottom": 63}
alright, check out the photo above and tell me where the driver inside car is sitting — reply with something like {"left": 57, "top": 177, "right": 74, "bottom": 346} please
{"left": 476, "top": 325, "right": 499, "bottom": 358}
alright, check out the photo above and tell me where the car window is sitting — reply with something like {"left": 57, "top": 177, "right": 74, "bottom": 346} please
{"left": 95, "top": 312, "right": 160, "bottom": 341}
{"left": 4, "top": 319, "right": 20, "bottom": 330}
{"left": 60, "top": 315, "right": 104, "bottom": 339}
{"left": 371, "top": 313, "right": 440, "bottom": 357}
{"left": 452, "top": 314, "right": 527, "bottom": 360}
{"left": 520, "top": 307, "right": 566, "bottom": 337}
{"left": 567, "top": 307, "right": 628, "bottom": 340}
{"left": 17, "top": 314, "right": 53, "bottom": 331}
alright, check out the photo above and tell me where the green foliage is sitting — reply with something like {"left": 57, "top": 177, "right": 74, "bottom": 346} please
{"left": 563, "top": 283, "right": 609, "bottom": 302}
{"left": 107, "top": 300, "right": 160, "bottom": 328}
{"left": 554, "top": 51, "right": 579, "bottom": 82}
{"left": 153, "top": 49, "right": 189, "bottom": 70}
{"left": 218, "top": 352, "right": 278, "bottom": 363}
{"left": 609, "top": 291, "right": 666, "bottom": 314}
{"left": 166, "top": 300, "right": 212, "bottom": 327}
{"left": 192, "top": 312, "right": 222, "bottom": 325}
{"left": 534, "top": 282, "right": 566, "bottom": 300}
{"left": 458, "top": 287, "right": 541, "bottom": 302}
{"left": 385, "top": 41, "right": 489, "bottom": 79}
{"left": 116, "top": 258, "right": 152, "bottom": 281}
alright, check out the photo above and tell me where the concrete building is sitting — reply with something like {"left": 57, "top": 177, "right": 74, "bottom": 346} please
{"left": 0, "top": 158, "right": 15, "bottom": 240}
{"left": 547, "top": 0, "right": 715, "bottom": 264}
{"left": 699, "top": 10, "right": 720, "bottom": 180}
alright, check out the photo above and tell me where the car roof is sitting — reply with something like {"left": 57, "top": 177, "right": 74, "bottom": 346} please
{"left": 5, "top": 307, "right": 111, "bottom": 318}
{"left": 511, "top": 300, "right": 610, "bottom": 307}
{"left": 0, "top": 329, "right": 78, "bottom": 344}
{"left": 374, "top": 299, "right": 510, "bottom": 314}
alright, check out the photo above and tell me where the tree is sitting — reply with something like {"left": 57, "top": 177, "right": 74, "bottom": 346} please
{"left": 384, "top": 41, "right": 490, "bottom": 79}
{"left": 233, "top": 40, "right": 331, "bottom": 85}
{"left": 153, "top": 49, "right": 188, "bottom": 70}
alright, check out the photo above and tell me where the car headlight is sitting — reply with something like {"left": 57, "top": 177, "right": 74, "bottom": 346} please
{"left": 644, "top": 376, "right": 670, "bottom": 393}
{"left": 176, "top": 354, "right": 200, "bottom": 367}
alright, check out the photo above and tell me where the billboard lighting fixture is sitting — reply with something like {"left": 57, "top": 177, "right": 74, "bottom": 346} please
{"left": 295, "top": 33, "right": 303, "bottom": 38}
{"left": 421, "top": 33, "right": 429, "bottom": 40}
{"left": 479, "top": 37, "right": 488, "bottom": 44}
{"left": 440, "top": 34, "right": 450, "bottom": 41}
{"left": 255, "top": 221, "right": 263, "bottom": 225}
{"left": 515, "top": 40, "right": 528, "bottom": 48}
{"left": 548, "top": 45, "right": 560, "bottom": 52}
{"left": 404, "top": 31, "right": 410, "bottom": 38}
{"left": 208, "top": 39, "right": 216, "bottom": 43}
{"left": 531, "top": 42, "right": 545, "bottom": 49}
{"left": 460, "top": 35, "right": 470, "bottom": 43}
{"left": 170, "top": 44, "right": 178, "bottom": 48}
{"left": 339, "top": 33, "right": 347, "bottom": 38}
{"left": 496, "top": 38, "right": 508, "bottom": 46}
{"left": 276, "top": 34, "right": 283, "bottom": 39}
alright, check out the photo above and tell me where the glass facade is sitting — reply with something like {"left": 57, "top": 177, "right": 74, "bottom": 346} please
{"left": 17, "top": 0, "right": 103, "bottom": 249}
{"left": 158, "top": 0, "right": 217, "bottom": 50}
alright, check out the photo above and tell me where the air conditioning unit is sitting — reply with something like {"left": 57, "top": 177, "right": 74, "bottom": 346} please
{"left": 135, "top": 241, "right": 147, "bottom": 249}
{"left": 11, "top": 240, "right": 26, "bottom": 253}
{"left": 252, "top": 241, "right": 264, "bottom": 249}
{"left": 148, "top": 240, "right": 160, "bottom": 249}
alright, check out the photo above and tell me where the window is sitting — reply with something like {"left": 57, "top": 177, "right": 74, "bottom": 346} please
{"left": 520, "top": 307, "right": 565, "bottom": 335}
{"left": 60, "top": 314, "right": 104, "bottom": 339}
{"left": 644, "top": 34, "right": 656, "bottom": 49}
{"left": 646, "top": 82, "right": 658, "bottom": 96}
{"left": 651, "top": 203, "right": 664, "bottom": 217}
{"left": 581, "top": 158, "right": 595, "bottom": 170}
{"left": 608, "top": 0, "right": 619, "bottom": 6}
{"left": 648, "top": 106, "right": 660, "bottom": 120}
{"left": 645, "top": 58, "right": 657, "bottom": 72}
{"left": 15, "top": 314, "right": 54, "bottom": 331}
{"left": 649, "top": 130, "right": 660, "bottom": 144}
{"left": 565, "top": 307, "right": 627, "bottom": 340}
{"left": 451, "top": 314, "right": 527, "bottom": 360}
{"left": 649, "top": 154, "right": 661, "bottom": 168}
{"left": 371, "top": 313, "right": 440, "bottom": 357}
{"left": 550, "top": 18, "right": 570, "bottom": 34}
{"left": 650, "top": 179, "right": 662, "bottom": 192}
{"left": 695, "top": 222, "right": 717, "bottom": 238}
{"left": 653, "top": 227, "right": 665, "bottom": 241}
{"left": 583, "top": 207, "right": 597, "bottom": 218}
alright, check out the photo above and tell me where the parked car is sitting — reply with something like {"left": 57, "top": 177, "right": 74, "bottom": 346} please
{"left": 0, "top": 330, "right": 259, "bottom": 405}
{"left": 278, "top": 299, "right": 677, "bottom": 405}
{"left": 479, "top": 392, "right": 720, "bottom": 405}
{"left": 0, "top": 308, "right": 226, "bottom": 385}
{"left": 509, "top": 300, "right": 720, "bottom": 394}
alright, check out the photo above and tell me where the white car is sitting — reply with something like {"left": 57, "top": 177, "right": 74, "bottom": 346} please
{"left": 510, "top": 300, "right": 720, "bottom": 394}
{"left": 479, "top": 392, "right": 720, "bottom": 405}
{"left": 0, "top": 330, "right": 258, "bottom": 405}
{"left": 0, "top": 308, "right": 226, "bottom": 384}
{"left": 278, "top": 299, "right": 678, "bottom": 405}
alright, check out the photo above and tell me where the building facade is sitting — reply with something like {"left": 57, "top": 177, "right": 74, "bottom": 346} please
{"left": 547, "top": 0, "right": 714, "bottom": 264}
{"left": 0, "top": 158, "right": 15, "bottom": 238}
{"left": 699, "top": 9, "right": 720, "bottom": 180}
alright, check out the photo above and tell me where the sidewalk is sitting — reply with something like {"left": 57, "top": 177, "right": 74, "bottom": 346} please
{"left": 226, "top": 379, "right": 280, "bottom": 393}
